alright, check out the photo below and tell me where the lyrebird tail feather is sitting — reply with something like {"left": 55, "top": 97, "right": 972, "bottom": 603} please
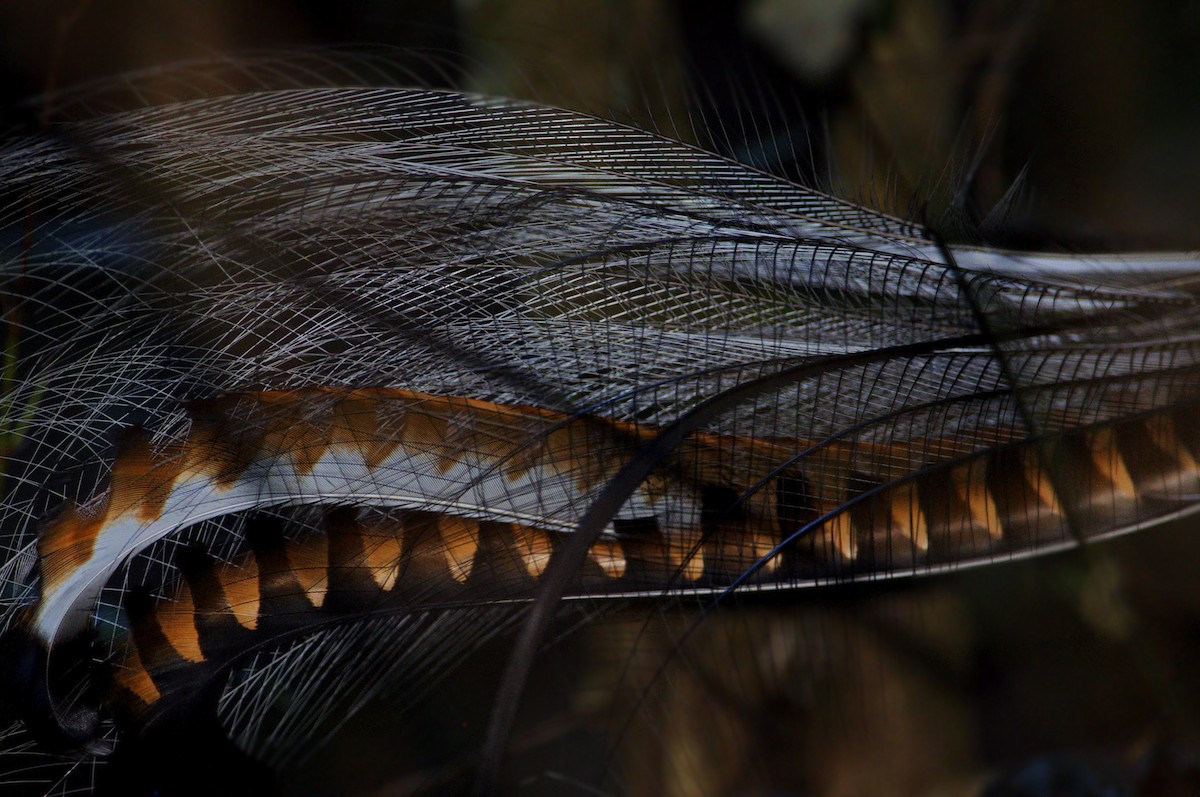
{"left": 3, "top": 84, "right": 1200, "bottom": 788}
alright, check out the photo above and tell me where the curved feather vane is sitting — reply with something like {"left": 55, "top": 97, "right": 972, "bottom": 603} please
{"left": 2, "top": 83, "right": 1200, "bottom": 791}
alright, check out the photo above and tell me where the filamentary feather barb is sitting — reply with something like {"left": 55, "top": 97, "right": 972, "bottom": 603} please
{"left": 2, "top": 78, "right": 1200, "bottom": 793}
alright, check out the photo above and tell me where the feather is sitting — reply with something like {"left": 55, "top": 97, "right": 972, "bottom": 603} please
{"left": 2, "top": 80, "right": 1200, "bottom": 790}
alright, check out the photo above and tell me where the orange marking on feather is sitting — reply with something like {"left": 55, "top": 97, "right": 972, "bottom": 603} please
{"left": 287, "top": 536, "right": 330, "bottom": 608}
{"left": 443, "top": 403, "right": 530, "bottom": 467}
{"left": 953, "top": 460, "right": 1002, "bottom": 539}
{"left": 177, "top": 388, "right": 654, "bottom": 489}
{"left": 38, "top": 498, "right": 108, "bottom": 592}
{"left": 113, "top": 646, "right": 161, "bottom": 705}
{"left": 825, "top": 511, "right": 858, "bottom": 561}
{"left": 512, "top": 524, "right": 554, "bottom": 579}
{"left": 438, "top": 515, "right": 480, "bottom": 583}
{"left": 157, "top": 584, "right": 204, "bottom": 663}
{"left": 1087, "top": 426, "right": 1137, "bottom": 498}
{"left": 401, "top": 409, "right": 450, "bottom": 468}
{"left": 587, "top": 539, "right": 626, "bottom": 579}
{"left": 543, "top": 421, "right": 622, "bottom": 495}
{"left": 668, "top": 529, "right": 706, "bottom": 582}
{"left": 350, "top": 516, "right": 405, "bottom": 591}
{"left": 503, "top": 439, "right": 544, "bottom": 482}
{"left": 182, "top": 397, "right": 266, "bottom": 487}
{"left": 457, "top": 404, "right": 561, "bottom": 483}
{"left": 257, "top": 391, "right": 334, "bottom": 477}
{"left": 106, "top": 432, "right": 183, "bottom": 523}
{"left": 1019, "top": 449, "right": 1064, "bottom": 516}
{"left": 366, "top": 528, "right": 405, "bottom": 592}
{"left": 173, "top": 423, "right": 231, "bottom": 484}
{"left": 363, "top": 400, "right": 408, "bottom": 469}
{"left": 711, "top": 527, "right": 779, "bottom": 575}
{"left": 328, "top": 393, "right": 387, "bottom": 467}
{"left": 216, "top": 560, "right": 260, "bottom": 630}
{"left": 888, "top": 483, "right": 929, "bottom": 552}
{"left": 1146, "top": 415, "right": 1200, "bottom": 476}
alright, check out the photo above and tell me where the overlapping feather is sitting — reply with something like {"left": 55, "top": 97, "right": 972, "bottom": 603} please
{"left": 2, "top": 80, "right": 1200, "bottom": 792}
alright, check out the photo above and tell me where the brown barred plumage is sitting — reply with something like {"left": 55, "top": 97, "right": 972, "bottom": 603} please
{"left": 29, "top": 387, "right": 1200, "bottom": 733}
{"left": 4, "top": 63, "right": 1200, "bottom": 796}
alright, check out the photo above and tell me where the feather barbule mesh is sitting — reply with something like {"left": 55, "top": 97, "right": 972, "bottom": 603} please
{"left": 2, "top": 77, "right": 1200, "bottom": 794}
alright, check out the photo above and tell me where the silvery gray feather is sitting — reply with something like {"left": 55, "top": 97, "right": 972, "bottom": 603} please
{"left": 2, "top": 74, "right": 1200, "bottom": 795}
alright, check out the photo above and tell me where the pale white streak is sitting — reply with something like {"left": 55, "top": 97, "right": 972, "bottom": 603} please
{"left": 8, "top": 85, "right": 1200, "bottom": 641}
{"left": 33, "top": 442, "right": 697, "bottom": 645}
{"left": 947, "top": 246, "right": 1200, "bottom": 282}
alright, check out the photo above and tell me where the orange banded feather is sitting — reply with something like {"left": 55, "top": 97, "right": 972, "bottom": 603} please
{"left": 5, "top": 82, "right": 1200, "bottom": 786}
{"left": 29, "top": 388, "right": 1200, "bottom": 655}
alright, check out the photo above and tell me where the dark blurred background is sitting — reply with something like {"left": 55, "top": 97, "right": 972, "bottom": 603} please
{"left": 4, "top": 2, "right": 1200, "bottom": 795}
{"left": 2, "top": 0, "right": 1200, "bottom": 249}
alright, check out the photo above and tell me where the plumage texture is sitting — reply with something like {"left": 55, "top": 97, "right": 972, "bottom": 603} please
{"left": 3, "top": 80, "right": 1200, "bottom": 793}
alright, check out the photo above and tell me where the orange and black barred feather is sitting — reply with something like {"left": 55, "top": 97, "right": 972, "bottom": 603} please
{"left": 3, "top": 74, "right": 1200, "bottom": 794}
